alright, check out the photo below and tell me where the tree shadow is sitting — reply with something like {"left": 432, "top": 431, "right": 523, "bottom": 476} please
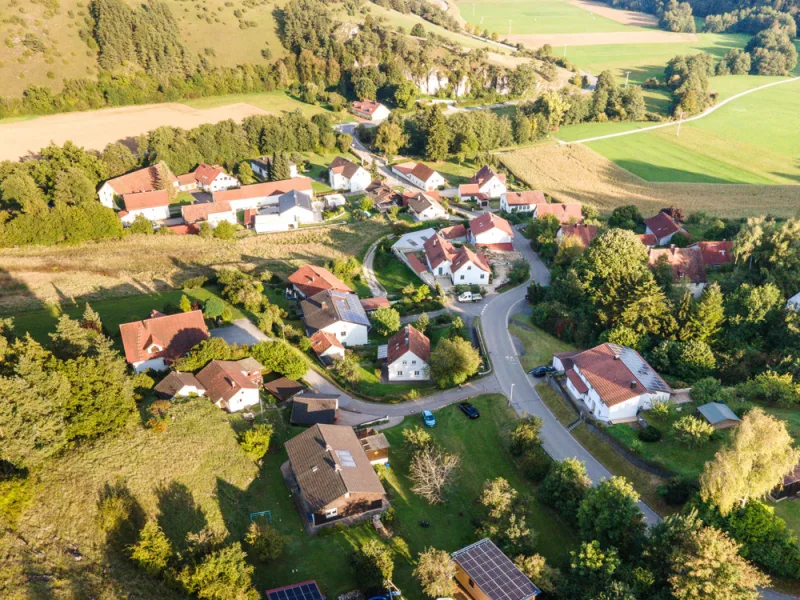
{"left": 613, "top": 160, "right": 739, "bottom": 185}
{"left": 155, "top": 481, "right": 208, "bottom": 552}
{"left": 216, "top": 476, "right": 252, "bottom": 543}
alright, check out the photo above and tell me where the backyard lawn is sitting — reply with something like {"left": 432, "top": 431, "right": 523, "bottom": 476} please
{"left": 509, "top": 316, "right": 577, "bottom": 371}
{"left": 375, "top": 257, "right": 419, "bottom": 296}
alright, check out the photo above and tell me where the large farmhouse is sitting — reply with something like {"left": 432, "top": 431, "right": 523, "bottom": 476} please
{"left": 119, "top": 310, "right": 209, "bottom": 373}
{"left": 212, "top": 177, "right": 314, "bottom": 212}
{"left": 181, "top": 200, "right": 237, "bottom": 228}
{"left": 118, "top": 190, "right": 171, "bottom": 226}
{"left": 553, "top": 343, "right": 672, "bottom": 423}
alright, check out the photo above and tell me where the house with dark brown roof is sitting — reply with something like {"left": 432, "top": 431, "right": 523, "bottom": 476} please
{"left": 290, "top": 392, "right": 340, "bottom": 426}
{"left": 97, "top": 164, "right": 178, "bottom": 209}
{"left": 264, "top": 377, "right": 306, "bottom": 402}
{"left": 288, "top": 265, "right": 353, "bottom": 299}
{"left": 648, "top": 245, "right": 707, "bottom": 297}
{"left": 406, "top": 192, "right": 448, "bottom": 222}
{"left": 552, "top": 343, "right": 671, "bottom": 423}
{"left": 328, "top": 156, "right": 371, "bottom": 193}
{"left": 557, "top": 223, "right": 597, "bottom": 248}
{"left": 284, "top": 424, "right": 389, "bottom": 528}
{"left": 469, "top": 212, "right": 515, "bottom": 251}
{"left": 366, "top": 181, "right": 401, "bottom": 210}
{"left": 195, "top": 358, "right": 264, "bottom": 412}
{"left": 392, "top": 161, "right": 446, "bottom": 191}
{"left": 119, "top": 310, "right": 209, "bottom": 373}
{"left": 300, "top": 290, "right": 371, "bottom": 346}
{"left": 387, "top": 325, "right": 431, "bottom": 381}
{"left": 645, "top": 211, "right": 686, "bottom": 246}
{"left": 309, "top": 330, "right": 346, "bottom": 365}
{"left": 154, "top": 371, "right": 205, "bottom": 399}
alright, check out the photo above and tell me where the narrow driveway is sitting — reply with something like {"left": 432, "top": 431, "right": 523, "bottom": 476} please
{"left": 363, "top": 236, "right": 389, "bottom": 297}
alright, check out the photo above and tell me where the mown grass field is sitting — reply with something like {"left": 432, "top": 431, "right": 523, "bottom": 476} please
{"left": 457, "top": 0, "right": 648, "bottom": 35}
{"left": 509, "top": 316, "right": 576, "bottom": 371}
{"left": 181, "top": 91, "right": 337, "bottom": 119}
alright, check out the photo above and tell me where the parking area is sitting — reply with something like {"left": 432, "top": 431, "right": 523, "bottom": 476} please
{"left": 209, "top": 318, "right": 269, "bottom": 346}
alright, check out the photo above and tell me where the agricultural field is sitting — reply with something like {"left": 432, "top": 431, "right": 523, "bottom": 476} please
{"left": 499, "top": 142, "right": 800, "bottom": 218}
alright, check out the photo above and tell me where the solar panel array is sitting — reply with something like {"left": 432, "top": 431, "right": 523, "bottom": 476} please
{"left": 331, "top": 291, "right": 371, "bottom": 326}
{"left": 266, "top": 581, "right": 323, "bottom": 600}
{"left": 453, "top": 539, "right": 539, "bottom": 600}
{"left": 616, "top": 345, "right": 671, "bottom": 393}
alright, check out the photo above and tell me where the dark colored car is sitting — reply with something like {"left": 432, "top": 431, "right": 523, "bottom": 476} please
{"left": 458, "top": 401, "right": 480, "bottom": 419}
{"left": 530, "top": 366, "right": 556, "bottom": 377}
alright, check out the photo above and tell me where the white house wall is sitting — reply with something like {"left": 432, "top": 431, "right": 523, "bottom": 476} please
{"left": 98, "top": 183, "right": 116, "bottom": 209}
{"left": 208, "top": 212, "right": 238, "bottom": 228}
{"left": 451, "top": 262, "right": 489, "bottom": 285}
{"left": 120, "top": 205, "right": 171, "bottom": 225}
{"left": 388, "top": 351, "right": 429, "bottom": 381}
{"left": 132, "top": 357, "right": 167, "bottom": 374}
{"left": 479, "top": 178, "right": 507, "bottom": 199}
{"left": 203, "top": 174, "right": 239, "bottom": 193}
{"left": 321, "top": 321, "right": 369, "bottom": 347}
{"left": 224, "top": 388, "right": 260, "bottom": 413}
{"left": 473, "top": 228, "right": 512, "bottom": 246}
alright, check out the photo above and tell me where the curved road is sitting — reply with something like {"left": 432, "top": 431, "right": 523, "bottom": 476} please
{"left": 559, "top": 76, "right": 800, "bottom": 145}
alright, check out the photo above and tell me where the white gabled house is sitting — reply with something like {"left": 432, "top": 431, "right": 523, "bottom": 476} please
{"left": 310, "top": 330, "right": 346, "bottom": 365}
{"left": 118, "top": 190, "right": 171, "bottom": 225}
{"left": 154, "top": 372, "right": 206, "bottom": 399}
{"left": 423, "top": 233, "right": 490, "bottom": 285}
{"left": 406, "top": 192, "right": 447, "bottom": 222}
{"left": 328, "top": 156, "right": 372, "bottom": 193}
{"left": 469, "top": 212, "right": 515, "bottom": 250}
{"left": 644, "top": 212, "right": 686, "bottom": 246}
{"left": 195, "top": 358, "right": 264, "bottom": 413}
{"left": 386, "top": 325, "right": 430, "bottom": 381}
{"left": 392, "top": 162, "right": 446, "bottom": 191}
{"left": 177, "top": 164, "right": 240, "bottom": 193}
{"left": 350, "top": 100, "right": 391, "bottom": 122}
{"left": 119, "top": 310, "right": 209, "bottom": 373}
{"left": 249, "top": 156, "right": 299, "bottom": 180}
{"left": 500, "top": 191, "right": 545, "bottom": 214}
{"left": 553, "top": 343, "right": 672, "bottom": 423}
{"left": 469, "top": 165, "right": 507, "bottom": 199}
{"left": 301, "top": 290, "right": 371, "bottom": 347}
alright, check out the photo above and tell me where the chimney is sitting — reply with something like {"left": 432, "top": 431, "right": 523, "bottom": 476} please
{"left": 325, "top": 444, "right": 333, "bottom": 453}
{"left": 630, "top": 381, "right": 637, "bottom": 389}
{"left": 614, "top": 355, "right": 620, "bottom": 361}
{"left": 334, "top": 464, "right": 342, "bottom": 473}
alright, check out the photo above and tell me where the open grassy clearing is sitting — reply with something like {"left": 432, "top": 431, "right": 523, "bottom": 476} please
{"left": 181, "top": 91, "right": 338, "bottom": 119}
{"left": 499, "top": 143, "right": 800, "bottom": 219}
{"left": 457, "top": 0, "right": 649, "bottom": 35}
{"left": 509, "top": 317, "right": 576, "bottom": 371}
{"left": 374, "top": 259, "right": 419, "bottom": 296}
{"left": 0, "top": 220, "right": 390, "bottom": 313}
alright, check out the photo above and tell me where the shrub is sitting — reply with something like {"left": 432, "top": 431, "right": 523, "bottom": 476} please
{"left": 672, "top": 415, "right": 714, "bottom": 446}
{"left": 650, "top": 400, "right": 671, "bottom": 419}
{"left": 213, "top": 220, "right": 237, "bottom": 240}
{"left": 538, "top": 457, "right": 590, "bottom": 524}
{"left": 402, "top": 425, "right": 432, "bottom": 449}
{"left": 182, "top": 276, "right": 208, "bottom": 290}
{"left": 239, "top": 424, "right": 274, "bottom": 461}
{"left": 244, "top": 522, "right": 285, "bottom": 562}
{"left": 638, "top": 425, "right": 662, "bottom": 443}
{"left": 510, "top": 416, "right": 543, "bottom": 456}
{"left": 519, "top": 446, "right": 551, "bottom": 482}
{"left": 657, "top": 477, "right": 694, "bottom": 505}
{"left": 128, "top": 519, "right": 172, "bottom": 576}
{"left": 204, "top": 297, "right": 225, "bottom": 319}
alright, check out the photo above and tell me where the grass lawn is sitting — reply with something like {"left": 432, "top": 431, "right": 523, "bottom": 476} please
{"left": 457, "top": 0, "right": 649, "bottom": 35}
{"left": 536, "top": 383, "right": 579, "bottom": 427}
{"left": 182, "top": 91, "right": 337, "bottom": 119}
{"left": 509, "top": 316, "right": 577, "bottom": 371}
{"left": 7, "top": 285, "right": 245, "bottom": 349}
{"left": 421, "top": 159, "right": 479, "bottom": 187}
{"left": 375, "top": 257, "right": 419, "bottom": 296}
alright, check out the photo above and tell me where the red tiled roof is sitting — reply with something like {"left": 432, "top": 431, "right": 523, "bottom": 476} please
{"left": 470, "top": 212, "right": 514, "bottom": 237}
{"left": 424, "top": 233, "right": 457, "bottom": 269}
{"left": 243, "top": 208, "right": 258, "bottom": 228}
{"left": 451, "top": 246, "right": 490, "bottom": 273}
{"left": 407, "top": 253, "right": 429, "bottom": 274}
{"left": 177, "top": 173, "right": 196, "bottom": 186}
{"left": 648, "top": 246, "right": 707, "bottom": 284}
{"left": 394, "top": 162, "right": 438, "bottom": 184}
{"left": 360, "top": 297, "right": 391, "bottom": 311}
{"left": 119, "top": 310, "right": 209, "bottom": 365}
{"left": 459, "top": 183, "right": 481, "bottom": 195}
{"left": 645, "top": 212, "right": 683, "bottom": 239}
{"left": 403, "top": 190, "right": 440, "bottom": 203}
{"left": 212, "top": 177, "right": 312, "bottom": 203}
{"left": 196, "top": 359, "right": 260, "bottom": 405}
{"left": 638, "top": 234, "right": 658, "bottom": 247}
{"left": 503, "top": 191, "right": 546, "bottom": 206}
{"left": 440, "top": 224, "right": 467, "bottom": 240}
{"left": 387, "top": 325, "right": 430, "bottom": 366}
{"left": 104, "top": 165, "right": 177, "bottom": 196}
{"left": 572, "top": 343, "right": 670, "bottom": 407}
{"left": 181, "top": 201, "right": 233, "bottom": 224}
{"left": 560, "top": 223, "right": 597, "bottom": 248}
{"left": 122, "top": 189, "right": 170, "bottom": 211}
{"left": 289, "top": 265, "right": 353, "bottom": 298}
{"left": 310, "top": 330, "right": 344, "bottom": 356}
{"left": 695, "top": 241, "right": 733, "bottom": 267}
{"left": 472, "top": 165, "right": 506, "bottom": 186}
{"left": 193, "top": 163, "right": 226, "bottom": 185}
{"left": 554, "top": 350, "right": 581, "bottom": 371}
{"left": 478, "top": 242, "right": 513, "bottom": 251}
{"left": 167, "top": 224, "right": 199, "bottom": 235}
{"left": 536, "top": 202, "right": 583, "bottom": 224}
{"left": 351, "top": 99, "right": 386, "bottom": 116}
{"left": 566, "top": 368, "right": 589, "bottom": 395}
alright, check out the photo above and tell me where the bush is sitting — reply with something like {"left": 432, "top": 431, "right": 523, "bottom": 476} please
{"left": 638, "top": 425, "right": 662, "bottom": 443}
{"left": 244, "top": 521, "right": 285, "bottom": 562}
{"left": 204, "top": 297, "right": 225, "bottom": 319}
{"left": 239, "top": 424, "right": 274, "bottom": 461}
{"left": 657, "top": 477, "right": 694, "bottom": 505}
{"left": 510, "top": 416, "right": 543, "bottom": 456}
{"left": 519, "top": 446, "right": 551, "bottom": 482}
{"left": 128, "top": 519, "right": 172, "bottom": 576}
{"left": 402, "top": 425, "right": 432, "bottom": 449}
{"left": 182, "top": 276, "right": 208, "bottom": 290}
{"left": 672, "top": 415, "right": 714, "bottom": 446}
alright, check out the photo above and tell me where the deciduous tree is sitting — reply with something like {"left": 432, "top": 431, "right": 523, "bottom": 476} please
{"left": 409, "top": 444, "right": 460, "bottom": 504}
{"left": 578, "top": 476, "right": 646, "bottom": 559}
{"left": 413, "top": 547, "right": 456, "bottom": 598}
{"left": 430, "top": 337, "right": 481, "bottom": 388}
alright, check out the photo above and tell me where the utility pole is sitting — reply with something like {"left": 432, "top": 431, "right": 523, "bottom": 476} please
{"left": 508, "top": 383, "right": 514, "bottom": 407}
{"left": 624, "top": 71, "right": 631, "bottom": 87}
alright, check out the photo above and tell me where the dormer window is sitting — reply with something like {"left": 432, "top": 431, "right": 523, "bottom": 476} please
{"left": 147, "top": 344, "right": 163, "bottom": 354}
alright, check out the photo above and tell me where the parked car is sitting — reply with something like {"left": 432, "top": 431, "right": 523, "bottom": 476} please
{"left": 530, "top": 365, "right": 556, "bottom": 377}
{"left": 458, "top": 401, "right": 480, "bottom": 419}
{"left": 422, "top": 409, "right": 436, "bottom": 428}
{"left": 458, "top": 291, "right": 482, "bottom": 303}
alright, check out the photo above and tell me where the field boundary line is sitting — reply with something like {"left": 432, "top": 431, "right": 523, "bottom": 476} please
{"left": 558, "top": 76, "right": 800, "bottom": 145}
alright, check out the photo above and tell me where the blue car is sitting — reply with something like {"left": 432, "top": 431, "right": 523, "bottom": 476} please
{"left": 422, "top": 410, "right": 436, "bottom": 427}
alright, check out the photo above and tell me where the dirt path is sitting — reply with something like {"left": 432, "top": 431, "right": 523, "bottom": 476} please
{"left": 571, "top": 0, "right": 659, "bottom": 26}
{"left": 0, "top": 102, "right": 269, "bottom": 161}
{"left": 506, "top": 30, "right": 697, "bottom": 46}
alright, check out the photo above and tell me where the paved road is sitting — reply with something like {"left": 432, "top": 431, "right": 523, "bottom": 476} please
{"left": 560, "top": 76, "right": 800, "bottom": 145}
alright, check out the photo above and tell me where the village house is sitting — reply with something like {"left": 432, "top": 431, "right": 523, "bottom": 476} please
{"left": 457, "top": 184, "right": 489, "bottom": 206}
{"left": 392, "top": 162, "right": 446, "bottom": 191}
{"left": 154, "top": 372, "right": 205, "bottom": 400}
{"left": 97, "top": 164, "right": 178, "bottom": 209}
{"left": 535, "top": 202, "right": 583, "bottom": 224}
{"left": 391, "top": 227, "right": 436, "bottom": 256}
{"left": 290, "top": 392, "right": 340, "bottom": 426}
{"left": 252, "top": 190, "right": 318, "bottom": 233}
{"left": 788, "top": 292, "right": 800, "bottom": 311}
{"left": 119, "top": 310, "right": 209, "bottom": 373}
{"left": 440, "top": 223, "right": 468, "bottom": 242}
{"left": 469, "top": 165, "right": 508, "bottom": 198}
{"left": 177, "top": 164, "right": 239, "bottom": 193}
{"left": 349, "top": 99, "right": 391, "bottom": 122}
{"left": 181, "top": 200, "right": 237, "bottom": 228}
{"left": 386, "top": 325, "right": 430, "bottom": 381}
{"left": 452, "top": 538, "right": 541, "bottom": 600}
{"left": 553, "top": 343, "right": 672, "bottom": 423}
{"left": 288, "top": 265, "right": 353, "bottom": 299}
{"left": 469, "top": 212, "right": 515, "bottom": 250}
{"left": 423, "top": 233, "right": 490, "bottom": 285}
{"left": 118, "top": 190, "right": 171, "bottom": 226}
{"left": 557, "top": 223, "right": 597, "bottom": 248}
{"left": 264, "top": 377, "right": 305, "bottom": 403}
{"left": 195, "top": 357, "right": 264, "bottom": 413}
{"left": 692, "top": 240, "right": 734, "bottom": 269}
{"left": 212, "top": 177, "right": 314, "bottom": 212}
{"left": 500, "top": 190, "right": 545, "bottom": 214}
{"left": 328, "top": 156, "right": 372, "bottom": 193}
{"left": 310, "top": 330, "right": 346, "bottom": 365}
{"left": 359, "top": 297, "right": 391, "bottom": 314}
{"left": 645, "top": 211, "right": 686, "bottom": 246}
{"left": 284, "top": 424, "right": 389, "bottom": 528}
{"left": 406, "top": 192, "right": 448, "bottom": 221}
{"left": 301, "top": 290, "right": 371, "bottom": 346}
{"left": 648, "top": 245, "right": 706, "bottom": 297}
{"left": 366, "top": 180, "right": 401, "bottom": 211}
{"left": 249, "top": 156, "right": 299, "bottom": 180}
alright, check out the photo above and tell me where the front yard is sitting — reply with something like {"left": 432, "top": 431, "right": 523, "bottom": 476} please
{"left": 509, "top": 316, "right": 577, "bottom": 371}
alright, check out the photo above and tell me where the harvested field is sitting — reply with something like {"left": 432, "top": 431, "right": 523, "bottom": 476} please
{"left": 571, "top": 0, "right": 659, "bottom": 26}
{"left": 0, "top": 221, "right": 389, "bottom": 313}
{"left": 506, "top": 30, "right": 698, "bottom": 47}
{"left": 0, "top": 102, "right": 268, "bottom": 162}
{"left": 499, "top": 143, "right": 800, "bottom": 218}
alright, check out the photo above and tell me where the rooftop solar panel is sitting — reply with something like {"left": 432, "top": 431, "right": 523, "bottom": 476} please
{"left": 266, "top": 581, "right": 323, "bottom": 600}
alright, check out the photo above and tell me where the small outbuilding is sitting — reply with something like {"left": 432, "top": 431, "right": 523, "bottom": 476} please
{"left": 264, "top": 377, "right": 306, "bottom": 403}
{"left": 290, "top": 392, "right": 340, "bottom": 426}
{"left": 358, "top": 429, "right": 390, "bottom": 465}
{"left": 771, "top": 464, "right": 800, "bottom": 501}
{"left": 697, "top": 402, "right": 741, "bottom": 430}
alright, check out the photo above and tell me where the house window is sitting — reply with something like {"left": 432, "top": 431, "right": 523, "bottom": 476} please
{"left": 325, "top": 507, "right": 338, "bottom": 518}
{"left": 340, "top": 331, "right": 346, "bottom": 337}
{"left": 396, "top": 370, "right": 403, "bottom": 376}
{"left": 467, "top": 266, "right": 472, "bottom": 270}
{"left": 469, "top": 578, "right": 475, "bottom": 589}
{"left": 414, "top": 371, "right": 420, "bottom": 377}
{"left": 412, "top": 360, "right": 417, "bottom": 365}
{"left": 460, "top": 275, "right": 465, "bottom": 280}
{"left": 480, "top": 274, "right": 485, "bottom": 279}
{"left": 402, "top": 360, "right": 407, "bottom": 365}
